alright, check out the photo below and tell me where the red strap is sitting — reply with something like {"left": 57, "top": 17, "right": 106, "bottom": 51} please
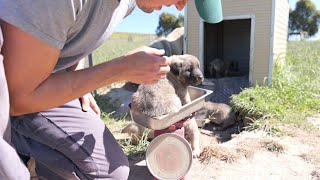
{"left": 154, "top": 112, "right": 196, "bottom": 136}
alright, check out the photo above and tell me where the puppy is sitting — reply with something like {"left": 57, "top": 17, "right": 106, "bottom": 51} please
{"left": 195, "top": 102, "right": 237, "bottom": 130}
{"left": 208, "top": 58, "right": 241, "bottom": 78}
{"left": 130, "top": 54, "right": 204, "bottom": 157}
{"left": 208, "top": 58, "right": 226, "bottom": 78}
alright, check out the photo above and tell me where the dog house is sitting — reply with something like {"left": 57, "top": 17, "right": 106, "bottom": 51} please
{"left": 184, "top": 0, "right": 289, "bottom": 85}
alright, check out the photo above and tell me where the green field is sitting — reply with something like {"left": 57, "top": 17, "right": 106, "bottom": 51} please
{"left": 93, "top": 32, "right": 157, "bottom": 65}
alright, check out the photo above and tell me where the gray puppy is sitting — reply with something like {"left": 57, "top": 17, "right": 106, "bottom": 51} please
{"left": 195, "top": 102, "right": 237, "bottom": 130}
{"left": 208, "top": 58, "right": 226, "bottom": 78}
{"left": 208, "top": 58, "right": 240, "bottom": 78}
{"left": 130, "top": 54, "right": 204, "bottom": 157}
{"left": 149, "top": 27, "right": 184, "bottom": 57}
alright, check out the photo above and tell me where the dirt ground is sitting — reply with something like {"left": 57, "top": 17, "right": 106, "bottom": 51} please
{"left": 103, "top": 85, "right": 320, "bottom": 180}
{"left": 127, "top": 122, "right": 320, "bottom": 180}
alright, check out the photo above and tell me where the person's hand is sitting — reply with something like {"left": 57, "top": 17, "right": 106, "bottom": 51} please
{"left": 80, "top": 93, "right": 101, "bottom": 117}
{"left": 120, "top": 46, "right": 171, "bottom": 85}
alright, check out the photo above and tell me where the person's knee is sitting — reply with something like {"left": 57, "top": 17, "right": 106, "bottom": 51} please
{"left": 107, "top": 164, "right": 130, "bottom": 180}
{"left": 99, "top": 151, "right": 130, "bottom": 179}
{"left": 82, "top": 159, "right": 130, "bottom": 179}
{"left": 78, "top": 146, "right": 130, "bottom": 179}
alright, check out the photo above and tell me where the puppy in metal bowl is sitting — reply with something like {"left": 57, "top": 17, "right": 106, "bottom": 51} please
{"left": 130, "top": 54, "right": 204, "bottom": 157}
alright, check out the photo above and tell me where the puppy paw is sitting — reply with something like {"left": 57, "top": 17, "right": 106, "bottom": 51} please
{"left": 192, "top": 148, "right": 201, "bottom": 158}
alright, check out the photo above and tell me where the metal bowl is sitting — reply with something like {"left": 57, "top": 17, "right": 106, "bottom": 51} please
{"left": 146, "top": 133, "right": 193, "bottom": 180}
{"left": 130, "top": 86, "right": 213, "bottom": 130}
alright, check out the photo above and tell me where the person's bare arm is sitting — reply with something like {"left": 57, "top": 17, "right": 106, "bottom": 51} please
{"left": 66, "top": 58, "right": 101, "bottom": 117}
{"left": 1, "top": 22, "right": 170, "bottom": 116}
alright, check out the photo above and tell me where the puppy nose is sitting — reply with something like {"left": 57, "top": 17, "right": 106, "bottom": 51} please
{"left": 198, "top": 75, "right": 204, "bottom": 81}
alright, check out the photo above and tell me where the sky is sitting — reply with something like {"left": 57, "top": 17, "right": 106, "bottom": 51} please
{"left": 116, "top": 5, "right": 184, "bottom": 34}
{"left": 116, "top": 0, "right": 320, "bottom": 39}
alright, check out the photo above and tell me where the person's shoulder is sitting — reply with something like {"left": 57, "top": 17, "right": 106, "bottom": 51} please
{"left": 0, "top": 0, "right": 78, "bottom": 49}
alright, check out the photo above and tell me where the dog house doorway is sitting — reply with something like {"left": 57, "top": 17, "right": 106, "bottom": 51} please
{"left": 202, "top": 16, "right": 254, "bottom": 79}
{"left": 199, "top": 16, "right": 255, "bottom": 103}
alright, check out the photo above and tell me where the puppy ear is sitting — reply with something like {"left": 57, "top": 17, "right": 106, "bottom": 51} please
{"left": 170, "top": 58, "right": 183, "bottom": 76}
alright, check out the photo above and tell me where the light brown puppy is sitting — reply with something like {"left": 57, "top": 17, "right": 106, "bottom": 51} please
{"left": 130, "top": 54, "right": 204, "bottom": 157}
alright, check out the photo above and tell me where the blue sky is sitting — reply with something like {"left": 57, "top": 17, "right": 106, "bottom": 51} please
{"left": 116, "top": 0, "right": 320, "bottom": 39}
{"left": 116, "top": 5, "right": 184, "bottom": 34}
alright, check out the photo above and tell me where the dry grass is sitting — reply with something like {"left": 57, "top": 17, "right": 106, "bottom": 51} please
{"left": 235, "top": 140, "right": 258, "bottom": 159}
{"left": 311, "top": 170, "right": 320, "bottom": 180}
{"left": 235, "top": 147, "right": 255, "bottom": 159}
{"left": 259, "top": 139, "right": 285, "bottom": 153}
{"left": 199, "top": 146, "right": 239, "bottom": 164}
{"left": 199, "top": 138, "right": 286, "bottom": 165}
{"left": 236, "top": 138, "right": 285, "bottom": 157}
{"left": 300, "top": 150, "right": 320, "bottom": 167}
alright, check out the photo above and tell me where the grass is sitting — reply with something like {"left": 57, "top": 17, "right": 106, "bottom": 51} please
{"left": 199, "top": 138, "right": 286, "bottom": 165}
{"left": 231, "top": 41, "right": 320, "bottom": 134}
{"left": 200, "top": 146, "right": 239, "bottom": 164}
{"left": 95, "top": 94, "right": 129, "bottom": 132}
{"left": 259, "top": 139, "right": 285, "bottom": 153}
{"left": 120, "top": 131, "right": 150, "bottom": 160}
{"left": 93, "top": 32, "right": 157, "bottom": 65}
{"left": 300, "top": 150, "right": 320, "bottom": 167}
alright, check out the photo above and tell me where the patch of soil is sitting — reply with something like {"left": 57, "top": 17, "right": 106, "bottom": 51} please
{"left": 308, "top": 114, "right": 320, "bottom": 130}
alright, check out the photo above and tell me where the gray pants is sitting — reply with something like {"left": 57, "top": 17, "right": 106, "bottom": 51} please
{"left": 0, "top": 54, "right": 30, "bottom": 179}
{"left": 11, "top": 99, "right": 130, "bottom": 180}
